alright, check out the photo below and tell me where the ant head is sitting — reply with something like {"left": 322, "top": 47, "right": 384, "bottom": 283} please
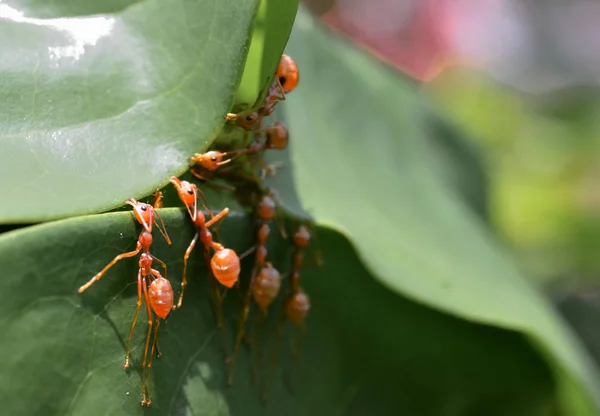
{"left": 224, "top": 111, "right": 259, "bottom": 129}
{"left": 169, "top": 176, "right": 196, "bottom": 208}
{"left": 293, "top": 225, "right": 311, "bottom": 248}
{"left": 257, "top": 195, "right": 276, "bottom": 220}
{"left": 265, "top": 122, "right": 289, "bottom": 150}
{"left": 277, "top": 54, "right": 299, "bottom": 93}
{"left": 236, "top": 111, "right": 259, "bottom": 129}
{"left": 191, "top": 150, "right": 230, "bottom": 171}
{"left": 126, "top": 198, "right": 154, "bottom": 232}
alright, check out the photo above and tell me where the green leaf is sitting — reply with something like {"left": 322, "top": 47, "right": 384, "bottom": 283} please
{"left": 0, "top": 0, "right": 284, "bottom": 223}
{"left": 265, "top": 7, "right": 600, "bottom": 414}
{"left": 0, "top": 209, "right": 559, "bottom": 415}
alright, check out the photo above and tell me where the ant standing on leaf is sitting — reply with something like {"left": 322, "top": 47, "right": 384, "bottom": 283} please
{"left": 77, "top": 196, "right": 173, "bottom": 407}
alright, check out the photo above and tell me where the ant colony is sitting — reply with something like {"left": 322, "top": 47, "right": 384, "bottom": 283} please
{"left": 77, "top": 54, "right": 322, "bottom": 406}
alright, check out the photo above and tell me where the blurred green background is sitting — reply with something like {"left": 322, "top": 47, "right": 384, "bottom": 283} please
{"left": 303, "top": 0, "right": 600, "bottom": 291}
{"left": 303, "top": 0, "right": 600, "bottom": 372}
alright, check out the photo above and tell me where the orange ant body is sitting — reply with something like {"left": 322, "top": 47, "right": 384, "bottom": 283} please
{"left": 187, "top": 150, "right": 237, "bottom": 187}
{"left": 277, "top": 54, "right": 299, "bottom": 94}
{"left": 78, "top": 197, "right": 172, "bottom": 406}
{"left": 188, "top": 121, "right": 289, "bottom": 185}
{"left": 169, "top": 176, "right": 241, "bottom": 312}
{"left": 285, "top": 225, "right": 312, "bottom": 327}
{"left": 251, "top": 262, "right": 282, "bottom": 313}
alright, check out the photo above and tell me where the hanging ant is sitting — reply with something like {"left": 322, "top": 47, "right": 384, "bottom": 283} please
{"left": 260, "top": 224, "right": 316, "bottom": 403}
{"left": 227, "top": 193, "right": 280, "bottom": 386}
{"left": 169, "top": 177, "right": 240, "bottom": 326}
{"left": 224, "top": 54, "right": 299, "bottom": 133}
{"left": 78, "top": 197, "right": 173, "bottom": 406}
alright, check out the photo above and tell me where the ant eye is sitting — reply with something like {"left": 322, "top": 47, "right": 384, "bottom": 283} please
{"left": 279, "top": 76, "right": 286, "bottom": 86}
{"left": 187, "top": 189, "right": 194, "bottom": 195}
{"left": 245, "top": 115, "right": 254, "bottom": 121}
{"left": 140, "top": 205, "right": 147, "bottom": 211}
{"left": 211, "top": 156, "right": 217, "bottom": 162}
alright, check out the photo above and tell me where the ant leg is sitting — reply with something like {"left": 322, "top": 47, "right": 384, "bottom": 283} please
{"left": 78, "top": 243, "right": 141, "bottom": 293}
{"left": 205, "top": 207, "right": 229, "bottom": 228}
{"left": 155, "top": 336, "right": 162, "bottom": 358}
{"left": 207, "top": 210, "right": 230, "bottom": 241}
{"left": 124, "top": 270, "right": 143, "bottom": 369}
{"left": 251, "top": 310, "right": 267, "bottom": 388}
{"left": 189, "top": 166, "right": 211, "bottom": 182}
{"left": 195, "top": 186, "right": 216, "bottom": 219}
{"left": 214, "top": 279, "right": 231, "bottom": 360}
{"left": 148, "top": 269, "right": 163, "bottom": 358}
{"left": 273, "top": 78, "right": 287, "bottom": 101}
{"left": 268, "top": 192, "right": 289, "bottom": 240}
{"left": 176, "top": 232, "right": 198, "bottom": 309}
{"left": 227, "top": 265, "right": 259, "bottom": 386}
{"left": 152, "top": 190, "right": 163, "bottom": 208}
{"left": 284, "top": 324, "right": 306, "bottom": 397}
{"left": 141, "top": 279, "right": 154, "bottom": 406}
{"left": 150, "top": 254, "right": 168, "bottom": 280}
{"left": 146, "top": 318, "right": 161, "bottom": 406}
{"left": 263, "top": 305, "right": 288, "bottom": 403}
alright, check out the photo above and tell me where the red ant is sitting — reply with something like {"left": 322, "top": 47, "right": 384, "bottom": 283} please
{"left": 169, "top": 177, "right": 240, "bottom": 329}
{"left": 225, "top": 54, "right": 299, "bottom": 132}
{"left": 260, "top": 224, "right": 316, "bottom": 403}
{"left": 284, "top": 223, "right": 322, "bottom": 332}
{"left": 227, "top": 193, "right": 279, "bottom": 385}
{"left": 251, "top": 262, "right": 282, "bottom": 313}
{"left": 190, "top": 122, "right": 288, "bottom": 184}
{"left": 78, "top": 197, "right": 173, "bottom": 406}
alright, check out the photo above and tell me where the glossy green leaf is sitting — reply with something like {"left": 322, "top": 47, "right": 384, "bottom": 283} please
{"left": 264, "top": 7, "right": 600, "bottom": 414}
{"left": 0, "top": 209, "right": 558, "bottom": 415}
{"left": 0, "top": 0, "right": 287, "bottom": 223}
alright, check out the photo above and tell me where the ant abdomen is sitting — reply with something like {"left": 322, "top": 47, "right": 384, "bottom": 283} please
{"left": 265, "top": 122, "right": 289, "bottom": 150}
{"left": 148, "top": 277, "right": 174, "bottom": 319}
{"left": 211, "top": 248, "right": 241, "bottom": 288}
{"left": 286, "top": 289, "right": 310, "bottom": 326}
{"left": 277, "top": 54, "right": 299, "bottom": 93}
{"left": 292, "top": 225, "right": 310, "bottom": 248}
{"left": 257, "top": 196, "right": 276, "bottom": 220}
{"left": 252, "top": 263, "right": 281, "bottom": 312}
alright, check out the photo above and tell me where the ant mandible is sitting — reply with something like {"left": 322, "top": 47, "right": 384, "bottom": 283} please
{"left": 78, "top": 197, "right": 173, "bottom": 406}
